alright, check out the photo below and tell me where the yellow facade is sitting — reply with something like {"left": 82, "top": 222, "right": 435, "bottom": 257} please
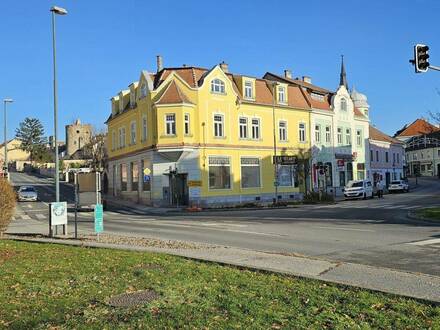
{"left": 107, "top": 64, "right": 311, "bottom": 206}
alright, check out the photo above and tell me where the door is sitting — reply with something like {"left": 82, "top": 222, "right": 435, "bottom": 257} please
{"left": 170, "top": 173, "right": 189, "bottom": 206}
{"left": 437, "top": 164, "right": 440, "bottom": 178}
{"left": 385, "top": 172, "right": 391, "bottom": 188}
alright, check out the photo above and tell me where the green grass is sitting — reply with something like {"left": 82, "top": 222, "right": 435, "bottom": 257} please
{"left": 417, "top": 207, "right": 440, "bottom": 221}
{"left": 0, "top": 240, "right": 439, "bottom": 329}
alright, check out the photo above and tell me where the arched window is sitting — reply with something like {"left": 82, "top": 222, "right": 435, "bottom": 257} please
{"left": 211, "top": 79, "right": 225, "bottom": 94}
{"left": 340, "top": 98, "right": 347, "bottom": 111}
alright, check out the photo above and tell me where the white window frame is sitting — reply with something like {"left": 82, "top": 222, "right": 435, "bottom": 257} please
{"left": 165, "top": 114, "right": 176, "bottom": 136}
{"left": 341, "top": 98, "right": 347, "bottom": 111}
{"left": 345, "top": 128, "right": 351, "bottom": 145}
{"left": 130, "top": 121, "right": 136, "bottom": 145}
{"left": 211, "top": 79, "right": 225, "bottom": 94}
{"left": 239, "top": 117, "right": 248, "bottom": 139}
{"left": 130, "top": 90, "right": 135, "bottom": 108}
{"left": 356, "top": 129, "right": 362, "bottom": 146}
{"left": 240, "top": 156, "right": 261, "bottom": 189}
{"left": 244, "top": 81, "right": 253, "bottom": 99}
{"left": 325, "top": 125, "right": 331, "bottom": 143}
{"left": 140, "top": 83, "right": 147, "bottom": 98}
{"left": 184, "top": 113, "right": 190, "bottom": 135}
{"left": 278, "top": 86, "right": 286, "bottom": 103}
{"left": 299, "top": 122, "right": 306, "bottom": 143}
{"left": 142, "top": 115, "right": 147, "bottom": 141}
{"left": 279, "top": 120, "right": 287, "bottom": 142}
{"left": 213, "top": 114, "right": 224, "bottom": 138}
{"left": 119, "top": 127, "right": 126, "bottom": 148}
{"left": 337, "top": 127, "right": 342, "bottom": 145}
{"left": 251, "top": 118, "right": 260, "bottom": 140}
{"left": 315, "top": 124, "right": 321, "bottom": 143}
{"left": 208, "top": 156, "right": 231, "bottom": 190}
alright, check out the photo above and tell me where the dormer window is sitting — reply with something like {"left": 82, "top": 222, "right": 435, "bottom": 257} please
{"left": 140, "top": 83, "right": 147, "bottom": 98}
{"left": 211, "top": 79, "right": 225, "bottom": 94}
{"left": 244, "top": 81, "right": 253, "bottom": 99}
{"left": 340, "top": 98, "right": 347, "bottom": 111}
{"left": 119, "top": 97, "right": 124, "bottom": 112}
{"left": 278, "top": 86, "right": 286, "bottom": 103}
{"left": 130, "top": 90, "right": 135, "bottom": 108}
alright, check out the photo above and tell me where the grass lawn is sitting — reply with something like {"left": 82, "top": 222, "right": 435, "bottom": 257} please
{"left": 417, "top": 207, "right": 440, "bottom": 221}
{"left": 0, "top": 240, "right": 439, "bottom": 329}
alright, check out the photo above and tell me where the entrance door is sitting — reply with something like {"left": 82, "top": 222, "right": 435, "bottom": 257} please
{"left": 170, "top": 174, "right": 189, "bottom": 206}
{"left": 437, "top": 164, "right": 440, "bottom": 178}
{"left": 339, "top": 171, "right": 345, "bottom": 187}
{"left": 385, "top": 172, "right": 391, "bottom": 187}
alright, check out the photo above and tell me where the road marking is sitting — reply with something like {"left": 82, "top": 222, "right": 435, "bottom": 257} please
{"left": 21, "top": 215, "right": 31, "bottom": 220}
{"left": 35, "top": 214, "right": 46, "bottom": 219}
{"left": 199, "top": 223, "right": 247, "bottom": 228}
{"left": 408, "top": 238, "right": 440, "bottom": 246}
{"left": 27, "top": 204, "right": 33, "bottom": 209}
{"left": 315, "top": 226, "right": 375, "bottom": 232}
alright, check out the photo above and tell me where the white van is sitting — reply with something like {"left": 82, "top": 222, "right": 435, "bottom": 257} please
{"left": 344, "top": 180, "right": 373, "bottom": 199}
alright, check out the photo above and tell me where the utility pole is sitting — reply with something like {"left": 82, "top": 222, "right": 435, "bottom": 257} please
{"left": 271, "top": 81, "right": 279, "bottom": 204}
{"left": 3, "top": 99, "right": 13, "bottom": 179}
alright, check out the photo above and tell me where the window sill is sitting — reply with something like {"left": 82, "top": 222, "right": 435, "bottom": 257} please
{"left": 211, "top": 91, "right": 227, "bottom": 96}
{"left": 214, "top": 136, "right": 227, "bottom": 139}
{"left": 184, "top": 134, "right": 194, "bottom": 138}
{"left": 279, "top": 140, "right": 289, "bottom": 143}
{"left": 160, "top": 134, "right": 177, "bottom": 138}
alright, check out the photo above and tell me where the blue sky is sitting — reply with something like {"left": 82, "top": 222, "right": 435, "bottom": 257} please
{"left": 0, "top": 0, "right": 439, "bottom": 141}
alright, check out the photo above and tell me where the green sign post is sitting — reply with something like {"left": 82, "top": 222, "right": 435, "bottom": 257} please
{"left": 94, "top": 203, "right": 104, "bottom": 239}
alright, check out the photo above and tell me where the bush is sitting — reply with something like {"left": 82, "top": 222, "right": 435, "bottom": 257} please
{"left": 303, "top": 191, "right": 334, "bottom": 204}
{"left": 0, "top": 179, "right": 16, "bottom": 236}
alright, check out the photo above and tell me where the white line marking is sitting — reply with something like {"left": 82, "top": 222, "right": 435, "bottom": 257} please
{"left": 408, "top": 238, "right": 440, "bottom": 246}
{"left": 21, "top": 215, "right": 31, "bottom": 220}
{"left": 27, "top": 204, "right": 33, "bottom": 209}
{"left": 35, "top": 214, "right": 46, "bottom": 219}
{"left": 316, "top": 226, "right": 375, "bottom": 232}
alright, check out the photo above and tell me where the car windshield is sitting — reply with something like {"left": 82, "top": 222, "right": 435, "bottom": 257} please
{"left": 391, "top": 181, "right": 402, "bottom": 184}
{"left": 20, "top": 187, "right": 35, "bottom": 192}
{"left": 347, "top": 181, "right": 363, "bottom": 188}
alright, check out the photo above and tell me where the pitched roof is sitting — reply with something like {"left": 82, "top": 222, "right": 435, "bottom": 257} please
{"left": 369, "top": 125, "right": 403, "bottom": 144}
{"left": 354, "top": 107, "right": 366, "bottom": 118}
{"left": 156, "top": 80, "right": 193, "bottom": 105}
{"left": 394, "top": 118, "right": 439, "bottom": 137}
{"left": 264, "top": 72, "right": 331, "bottom": 94}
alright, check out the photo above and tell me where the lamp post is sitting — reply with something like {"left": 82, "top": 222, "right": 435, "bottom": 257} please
{"left": 50, "top": 5, "right": 67, "bottom": 202}
{"left": 3, "top": 98, "right": 13, "bottom": 178}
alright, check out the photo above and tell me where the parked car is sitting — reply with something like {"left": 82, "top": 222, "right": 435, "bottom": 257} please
{"left": 17, "top": 186, "right": 38, "bottom": 202}
{"left": 344, "top": 180, "right": 373, "bottom": 199}
{"left": 388, "top": 180, "right": 409, "bottom": 193}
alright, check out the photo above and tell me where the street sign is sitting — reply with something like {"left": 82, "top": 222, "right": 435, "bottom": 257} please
{"left": 143, "top": 175, "right": 151, "bottom": 182}
{"left": 143, "top": 167, "right": 151, "bottom": 176}
{"left": 189, "top": 187, "right": 201, "bottom": 198}
{"left": 50, "top": 202, "right": 68, "bottom": 226}
{"left": 273, "top": 155, "right": 297, "bottom": 165}
{"left": 94, "top": 204, "right": 104, "bottom": 233}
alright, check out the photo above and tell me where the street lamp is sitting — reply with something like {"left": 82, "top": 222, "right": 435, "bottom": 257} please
{"left": 3, "top": 98, "right": 13, "bottom": 178}
{"left": 270, "top": 81, "right": 279, "bottom": 204}
{"left": 50, "top": 5, "right": 67, "bottom": 202}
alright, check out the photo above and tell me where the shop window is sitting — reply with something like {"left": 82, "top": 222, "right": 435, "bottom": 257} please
{"left": 241, "top": 157, "right": 261, "bottom": 188}
{"left": 278, "top": 165, "right": 295, "bottom": 187}
{"left": 121, "top": 164, "right": 127, "bottom": 191}
{"left": 209, "top": 156, "right": 231, "bottom": 189}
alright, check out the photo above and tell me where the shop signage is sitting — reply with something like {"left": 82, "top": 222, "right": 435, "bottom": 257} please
{"left": 188, "top": 180, "right": 202, "bottom": 187}
{"left": 335, "top": 153, "right": 353, "bottom": 161}
{"left": 273, "top": 155, "right": 297, "bottom": 165}
{"left": 189, "top": 187, "right": 201, "bottom": 197}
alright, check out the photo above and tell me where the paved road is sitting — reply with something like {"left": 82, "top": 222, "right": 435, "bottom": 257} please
{"left": 9, "top": 172, "right": 440, "bottom": 277}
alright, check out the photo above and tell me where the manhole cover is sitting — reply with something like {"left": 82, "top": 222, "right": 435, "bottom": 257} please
{"left": 108, "top": 289, "right": 159, "bottom": 307}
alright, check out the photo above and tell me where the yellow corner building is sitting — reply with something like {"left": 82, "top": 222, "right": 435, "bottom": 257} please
{"left": 106, "top": 57, "right": 312, "bottom": 207}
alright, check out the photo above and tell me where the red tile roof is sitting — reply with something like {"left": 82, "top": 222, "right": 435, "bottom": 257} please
{"left": 369, "top": 125, "right": 403, "bottom": 144}
{"left": 394, "top": 118, "right": 439, "bottom": 137}
{"left": 155, "top": 80, "right": 193, "bottom": 105}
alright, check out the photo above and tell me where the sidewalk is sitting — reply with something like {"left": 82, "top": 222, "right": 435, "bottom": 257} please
{"left": 5, "top": 217, "right": 440, "bottom": 303}
{"left": 103, "top": 195, "right": 181, "bottom": 214}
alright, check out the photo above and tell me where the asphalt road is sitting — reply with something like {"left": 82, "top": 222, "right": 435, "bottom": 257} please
{"left": 9, "top": 171, "right": 440, "bottom": 277}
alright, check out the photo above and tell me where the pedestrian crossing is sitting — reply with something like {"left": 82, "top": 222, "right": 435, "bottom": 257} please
{"left": 313, "top": 203, "right": 424, "bottom": 210}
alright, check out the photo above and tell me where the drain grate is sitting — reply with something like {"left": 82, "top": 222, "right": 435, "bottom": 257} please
{"left": 108, "top": 289, "right": 159, "bottom": 307}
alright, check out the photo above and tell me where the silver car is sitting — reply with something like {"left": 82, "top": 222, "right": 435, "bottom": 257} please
{"left": 17, "top": 186, "right": 38, "bottom": 202}
{"left": 388, "top": 180, "right": 409, "bottom": 193}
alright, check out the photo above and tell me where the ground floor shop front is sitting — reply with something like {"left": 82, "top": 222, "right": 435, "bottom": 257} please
{"left": 107, "top": 147, "right": 309, "bottom": 207}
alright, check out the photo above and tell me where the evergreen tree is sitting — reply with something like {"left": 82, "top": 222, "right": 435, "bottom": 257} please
{"left": 15, "top": 118, "right": 48, "bottom": 161}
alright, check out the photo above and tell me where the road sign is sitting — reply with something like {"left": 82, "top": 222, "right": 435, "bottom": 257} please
{"left": 143, "top": 167, "right": 151, "bottom": 176}
{"left": 94, "top": 204, "right": 104, "bottom": 233}
{"left": 50, "top": 202, "right": 68, "bottom": 226}
{"left": 143, "top": 175, "right": 151, "bottom": 182}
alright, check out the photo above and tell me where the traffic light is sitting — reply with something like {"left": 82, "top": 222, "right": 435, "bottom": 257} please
{"left": 414, "top": 44, "right": 430, "bottom": 73}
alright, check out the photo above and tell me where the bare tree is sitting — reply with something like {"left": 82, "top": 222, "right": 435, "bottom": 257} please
{"left": 428, "top": 88, "right": 440, "bottom": 124}
{"left": 83, "top": 128, "right": 107, "bottom": 171}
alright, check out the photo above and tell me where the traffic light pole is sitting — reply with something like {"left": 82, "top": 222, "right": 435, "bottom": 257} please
{"left": 429, "top": 65, "right": 440, "bottom": 71}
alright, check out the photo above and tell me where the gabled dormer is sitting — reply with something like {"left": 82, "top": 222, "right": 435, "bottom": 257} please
{"left": 118, "top": 90, "right": 129, "bottom": 113}
{"left": 111, "top": 96, "right": 119, "bottom": 116}
{"left": 129, "top": 82, "right": 138, "bottom": 108}
{"left": 276, "top": 83, "right": 288, "bottom": 105}
{"left": 242, "top": 77, "right": 255, "bottom": 100}
{"left": 138, "top": 70, "right": 154, "bottom": 100}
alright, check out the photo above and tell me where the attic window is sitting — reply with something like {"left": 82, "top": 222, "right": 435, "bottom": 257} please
{"left": 140, "top": 83, "right": 147, "bottom": 98}
{"left": 244, "top": 81, "right": 253, "bottom": 99}
{"left": 311, "top": 93, "right": 324, "bottom": 102}
{"left": 211, "top": 79, "right": 225, "bottom": 94}
{"left": 341, "top": 98, "right": 347, "bottom": 111}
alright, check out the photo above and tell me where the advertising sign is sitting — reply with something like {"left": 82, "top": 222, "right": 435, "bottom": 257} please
{"left": 94, "top": 204, "right": 104, "bottom": 233}
{"left": 188, "top": 180, "right": 202, "bottom": 187}
{"left": 50, "top": 202, "right": 68, "bottom": 226}
{"left": 273, "top": 155, "right": 297, "bottom": 165}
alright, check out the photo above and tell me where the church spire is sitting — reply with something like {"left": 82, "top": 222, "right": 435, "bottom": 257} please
{"left": 339, "top": 55, "right": 348, "bottom": 89}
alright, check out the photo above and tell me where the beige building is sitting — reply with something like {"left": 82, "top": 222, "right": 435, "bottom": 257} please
{"left": 0, "top": 139, "right": 31, "bottom": 171}
{"left": 65, "top": 119, "right": 92, "bottom": 157}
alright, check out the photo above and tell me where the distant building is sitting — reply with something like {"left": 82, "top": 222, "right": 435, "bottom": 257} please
{"left": 405, "top": 130, "right": 440, "bottom": 177}
{"left": 394, "top": 118, "right": 439, "bottom": 142}
{"left": 65, "top": 119, "right": 92, "bottom": 158}
{"left": 0, "top": 139, "right": 31, "bottom": 171}
{"left": 369, "top": 125, "right": 405, "bottom": 187}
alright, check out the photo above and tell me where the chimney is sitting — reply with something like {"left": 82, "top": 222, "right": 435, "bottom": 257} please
{"left": 219, "top": 61, "right": 229, "bottom": 73}
{"left": 156, "top": 55, "right": 163, "bottom": 72}
{"left": 302, "top": 76, "right": 312, "bottom": 84}
{"left": 284, "top": 70, "right": 292, "bottom": 79}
